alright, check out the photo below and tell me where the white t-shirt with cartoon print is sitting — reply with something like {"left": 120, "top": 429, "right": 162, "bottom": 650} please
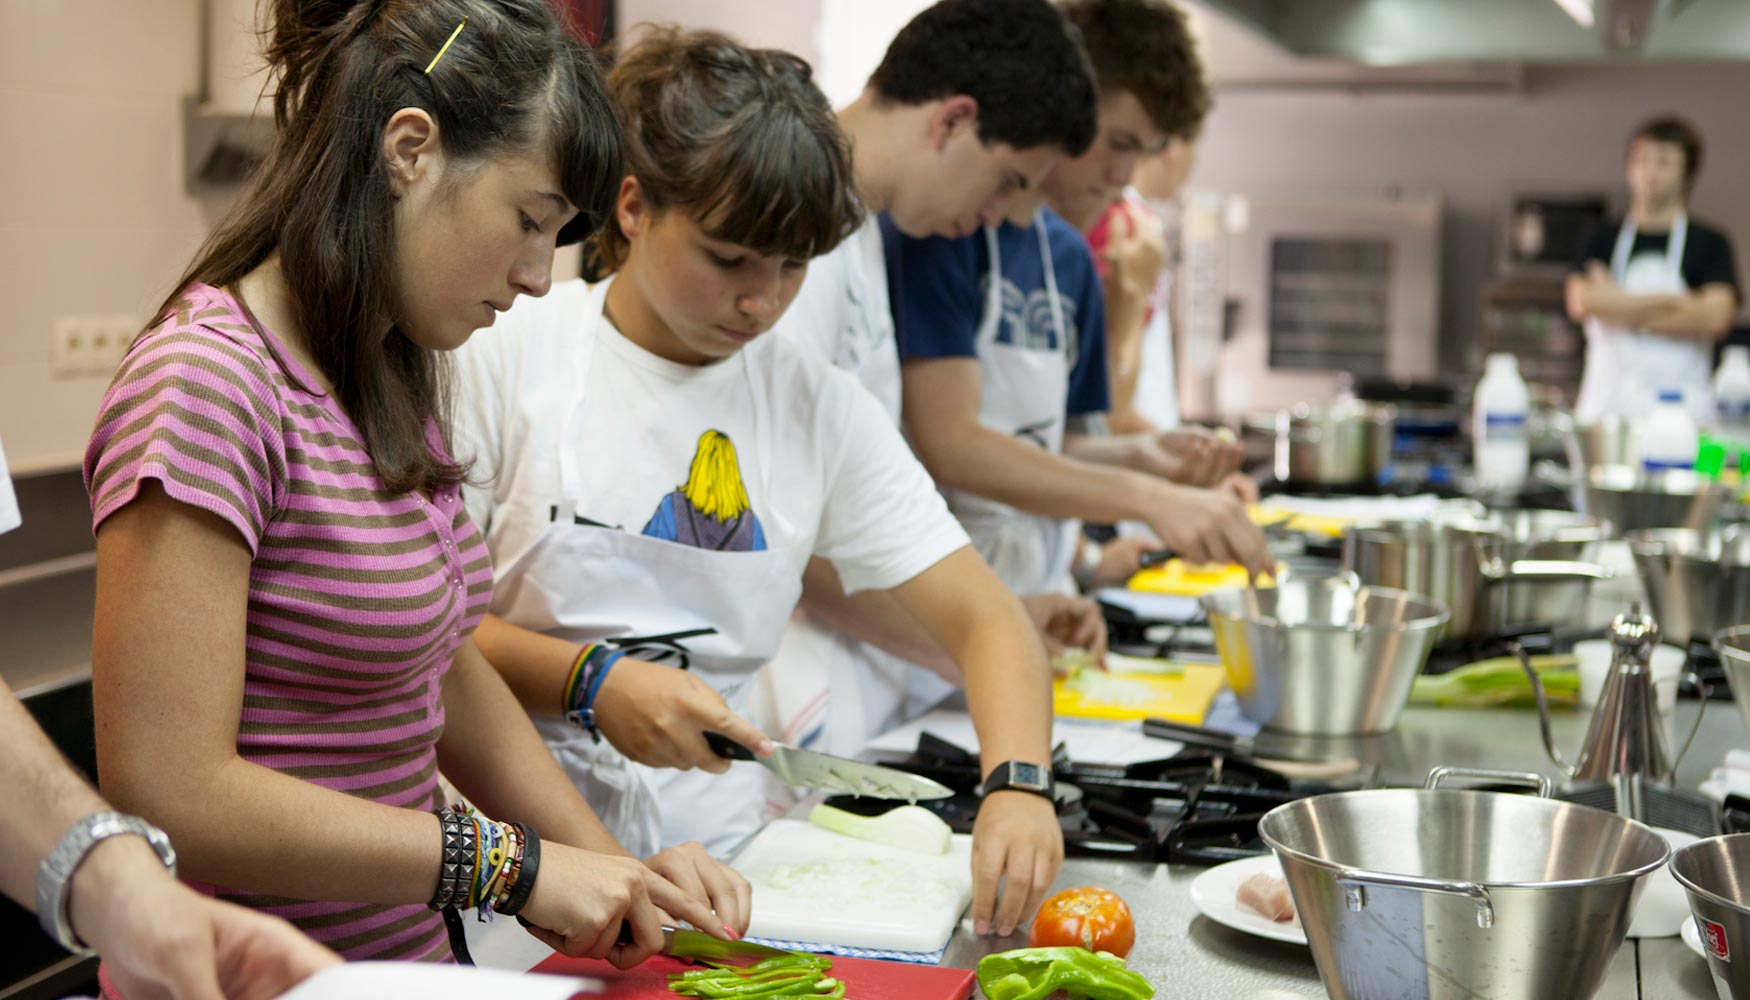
{"left": 452, "top": 276, "right": 967, "bottom": 601}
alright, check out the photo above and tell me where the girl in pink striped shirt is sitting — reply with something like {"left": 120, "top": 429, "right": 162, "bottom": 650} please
{"left": 82, "top": 0, "right": 744, "bottom": 978}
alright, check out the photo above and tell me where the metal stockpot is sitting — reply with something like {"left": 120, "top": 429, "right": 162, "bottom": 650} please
{"left": 1627, "top": 526, "right": 1750, "bottom": 645}
{"left": 1246, "top": 401, "right": 1396, "bottom": 486}
{"left": 1262, "top": 767, "right": 1669, "bottom": 1000}
{"left": 1201, "top": 578, "right": 1448, "bottom": 735}
{"left": 1344, "top": 519, "right": 1612, "bottom": 642}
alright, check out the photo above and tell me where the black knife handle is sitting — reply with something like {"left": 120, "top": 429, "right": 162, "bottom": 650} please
{"left": 704, "top": 730, "right": 757, "bottom": 761}
{"left": 1139, "top": 548, "right": 1175, "bottom": 569}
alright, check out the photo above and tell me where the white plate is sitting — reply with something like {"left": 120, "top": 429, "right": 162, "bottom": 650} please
{"left": 1683, "top": 916, "right": 1707, "bottom": 959}
{"left": 1188, "top": 854, "right": 1308, "bottom": 945}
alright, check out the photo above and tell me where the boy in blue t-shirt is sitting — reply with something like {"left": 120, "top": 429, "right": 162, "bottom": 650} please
{"left": 886, "top": 0, "right": 1272, "bottom": 597}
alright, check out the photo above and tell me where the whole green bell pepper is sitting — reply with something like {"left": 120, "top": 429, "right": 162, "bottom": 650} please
{"left": 976, "top": 946, "right": 1155, "bottom": 1000}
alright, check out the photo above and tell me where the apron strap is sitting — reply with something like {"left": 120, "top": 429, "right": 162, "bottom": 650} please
{"left": 1034, "top": 209, "right": 1070, "bottom": 357}
{"left": 977, "top": 225, "right": 1005, "bottom": 348}
{"left": 604, "top": 626, "right": 719, "bottom": 669}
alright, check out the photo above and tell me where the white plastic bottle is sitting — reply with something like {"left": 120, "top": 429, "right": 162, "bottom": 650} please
{"left": 1715, "top": 346, "right": 1750, "bottom": 441}
{"left": 1472, "top": 352, "right": 1530, "bottom": 496}
{"left": 1641, "top": 389, "right": 1700, "bottom": 473}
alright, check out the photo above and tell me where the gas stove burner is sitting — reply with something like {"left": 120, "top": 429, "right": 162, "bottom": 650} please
{"left": 845, "top": 734, "right": 1332, "bottom": 866}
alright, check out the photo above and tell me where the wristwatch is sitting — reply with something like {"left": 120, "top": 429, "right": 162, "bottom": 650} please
{"left": 37, "top": 812, "right": 177, "bottom": 956}
{"left": 979, "top": 760, "right": 1056, "bottom": 803}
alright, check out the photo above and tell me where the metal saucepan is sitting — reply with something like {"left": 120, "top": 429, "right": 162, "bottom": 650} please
{"left": 1244, "top": 401, "right": 1396, "bottom": 486}
{"left": 1262, "top": 766, "right": 1669, "bottom": 1000}
{"left": 1344, "top": 518, "right": 1612, "bottom": 642}
{"left": 1626, "top": 526, "right": 1750, "bottom": 645}
{"left": 1201, "top": 577, "right": 1448, "bottom": 735}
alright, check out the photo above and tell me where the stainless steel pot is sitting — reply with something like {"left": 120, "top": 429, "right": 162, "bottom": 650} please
{"left": 1627, "top": 526, "right": 1750, "bottom": 644}
{"left": 1564, "top": 416, "right": 1640, "bottom": 470}
{"left": 1200, "top": 577, "right": 1448, "bottom": 735}
{"left": 1344, "top": 519, "right": 1612, "bottom": 641}
{"left": 1262, "top": 767, "right": 1669, "bottom": 1000}
{"left": 1245, "top": 401, "right": 1396, "bottom": 486}
{"left": 1672, "top": 835, "right": 1750, "bottom": 999}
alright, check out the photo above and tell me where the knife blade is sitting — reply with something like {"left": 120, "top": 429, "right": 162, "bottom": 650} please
{"left": 704, "top": 731, "right": 954, "bottom": 801}
{"left": 611, "top": 924, "right": 795, "bottom": 967}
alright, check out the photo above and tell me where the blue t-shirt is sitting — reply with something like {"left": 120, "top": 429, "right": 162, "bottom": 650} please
{"left": 884, "top": 209, "right": 1111, "bottom": 418}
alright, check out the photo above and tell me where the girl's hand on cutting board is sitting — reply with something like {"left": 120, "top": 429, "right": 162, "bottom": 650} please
{"left": 520, "top": 844, "right": 669, "bottom": 969}
{"left": 645, "top": 841, "right": 753, "bottom": 936}
{"left": 970, "top": 791, "right": 1064, "bottom": 937}
{"left": 1020, "top": 592, "right": 1109, "bottom": 664}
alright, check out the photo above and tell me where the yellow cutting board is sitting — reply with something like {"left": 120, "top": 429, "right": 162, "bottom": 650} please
{"left": 1053, "top": 662, "right": 1227, "bottom": 724}
{"left": 1126, "top": 559, "right": 1277, "bottom": 596}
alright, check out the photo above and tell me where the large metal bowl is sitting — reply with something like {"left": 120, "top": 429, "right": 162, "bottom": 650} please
{"left": 1716, "top": 628, "right": 1750, "bottom": 737}
{"left": 1262, "top": 768, "right": 1669, "bottom": 1000}
{"left": 1201, "top": 578, "right": 1448, "bottom": 735}
{"left": 1626, "top": 527, "right": 1750, "bottom": 645}
{"left": 1672, "top": 834, "right": 1750, "bottom": 998}
{"left": 1582, "top": 465, "right": 1728, "bottom": 535}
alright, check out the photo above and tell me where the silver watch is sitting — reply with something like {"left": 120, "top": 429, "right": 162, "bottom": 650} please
{"left": 36, "top": 812, "right": 177, "bottom": 955}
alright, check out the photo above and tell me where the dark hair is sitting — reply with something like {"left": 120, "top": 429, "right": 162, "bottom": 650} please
{"left": 157, "top": 0, "right": 621, "bottom": 494}
{"left": 1060, "top": 0, "right": 1210, "bottom": 142}
{"left": 868, "top": 0, "right": 1098, "bottom": 157}
{"left": 1630, "top": 115, "right": 1705, "bottom": 194}
{"left": 589, "top": 26, "right": 862, "bottom": 273}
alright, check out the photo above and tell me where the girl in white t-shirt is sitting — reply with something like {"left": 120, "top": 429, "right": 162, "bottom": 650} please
{"left": 453, "top": 26, "right": 1063, "bottom": 939}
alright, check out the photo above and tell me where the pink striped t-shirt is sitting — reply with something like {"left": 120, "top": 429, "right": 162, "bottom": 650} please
{"left": 84, "top": 283, "right": 493, "bottom": 962}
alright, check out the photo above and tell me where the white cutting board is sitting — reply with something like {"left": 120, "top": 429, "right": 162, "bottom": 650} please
{"left": 738, "top": 819, "right": 974, "bottom": 953}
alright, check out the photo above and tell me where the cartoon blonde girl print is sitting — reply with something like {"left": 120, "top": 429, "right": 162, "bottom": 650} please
{"left": 641, "top": 430, "right": 768, "bottom": 551}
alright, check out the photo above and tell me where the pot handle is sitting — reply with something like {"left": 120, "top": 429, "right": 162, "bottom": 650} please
{"left": 1333, "top": 867, "right": 1497, "bottom": 929}
{"left": 1480, "top": 558, "right": 1615, "bottom": 584}
{"left": 1424, "top": 765, "right": 1554, "bottom": 798}
{"left": 1673, "top": 670, "right": 1712, "bottom": 771}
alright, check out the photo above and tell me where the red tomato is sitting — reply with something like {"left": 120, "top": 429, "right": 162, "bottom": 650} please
{"left": 1027, "top": 886, "right": 1136, "bottom": 957}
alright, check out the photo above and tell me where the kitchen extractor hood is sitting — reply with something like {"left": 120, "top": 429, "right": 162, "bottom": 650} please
{"left": 184, "top": 0, "right": 275, "bottom": 189}
{"left": 1196, "top": 0, "right": 1748, "bottom": 63}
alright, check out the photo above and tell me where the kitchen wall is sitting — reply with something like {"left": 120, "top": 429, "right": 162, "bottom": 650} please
{"left": 0, "top": 0, "right": 230, "bottom": 474}
{"left": 1189, "top": 61, "right": 1750, "bottom": 371}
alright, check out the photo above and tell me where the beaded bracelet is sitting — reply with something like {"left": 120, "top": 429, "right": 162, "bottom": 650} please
{"left": 497, "top": 823, "right": 541, "bottom": 918}
{"left": 563, "top": 643, "right": 627, "bottom": 743}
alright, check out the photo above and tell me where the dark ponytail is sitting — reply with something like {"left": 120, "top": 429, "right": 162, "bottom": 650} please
{"left": 158, "top": 0, "right": 621, "bottom": 494}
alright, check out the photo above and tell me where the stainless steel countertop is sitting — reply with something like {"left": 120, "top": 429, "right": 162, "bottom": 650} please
{"left": 940, "top": 699, "right": 1740, "bottom": 999}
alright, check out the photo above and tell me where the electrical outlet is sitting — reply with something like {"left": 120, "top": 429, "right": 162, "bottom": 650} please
{"left": 50, "top": 314, "right": 139, "bottom": 379}
{"left": 51, "top": 316, "right": 88, "bottom": 378}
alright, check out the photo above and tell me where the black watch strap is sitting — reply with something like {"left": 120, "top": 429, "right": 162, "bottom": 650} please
{"left": 980, "top": 760, "right": 1055, "bottom": 801}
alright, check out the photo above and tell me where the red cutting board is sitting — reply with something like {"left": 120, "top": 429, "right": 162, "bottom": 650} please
{"left": 532, "top": 951, "right": 975, "bottom": 999}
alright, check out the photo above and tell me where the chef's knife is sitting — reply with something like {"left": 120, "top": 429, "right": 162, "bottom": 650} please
{"left": 610, "top": 924, "right": 795, "bottom": 967}
{"left": 704, "top": 731, "right": 954, "bottom": 801}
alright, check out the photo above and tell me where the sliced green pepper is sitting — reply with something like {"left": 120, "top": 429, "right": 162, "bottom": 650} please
{"left": 667, "top": 954, "right": 840, "bottom": 998}
{"left": 976, "top": 946, "right": 1155, "bottom": 1000}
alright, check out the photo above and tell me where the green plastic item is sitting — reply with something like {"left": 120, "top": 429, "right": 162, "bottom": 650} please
{"left": 1698, "top": 436, "right": 1726, "bottom": 479}
{"left": 976, "top": 947, "right": 1155, "bottom": 1000}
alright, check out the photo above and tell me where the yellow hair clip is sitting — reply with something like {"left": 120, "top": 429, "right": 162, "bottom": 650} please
{"left": 423, "top": 17, "right": 468, "bottom": 75}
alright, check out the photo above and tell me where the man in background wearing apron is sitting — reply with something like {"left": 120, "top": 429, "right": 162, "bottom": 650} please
{"left": 889, "top": 0, "right": 1272, "bottom": 606}
{"left": 1566, "top": 115, "right": 1741, "bottom": 424}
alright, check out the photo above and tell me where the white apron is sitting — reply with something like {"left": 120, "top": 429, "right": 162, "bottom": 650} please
{"left": 488, "top": 280, "right": 805, "bottom": 858}
{"left": 940, "top": 210, "right": 1078, "bottom": 597}
{"left": 1576, "top": 215, "right": 1713, "bottom": 424}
